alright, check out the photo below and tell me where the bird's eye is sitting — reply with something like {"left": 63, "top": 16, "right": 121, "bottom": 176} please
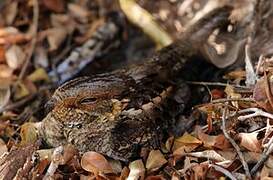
{"left": 76, "top": 124, "right": 82, "bottom": 129}
{"left": 80, "top": 97, "right": 97, "bottom": 104}
{"left": 67, "top": 123, "right": 74, "bottom": 128}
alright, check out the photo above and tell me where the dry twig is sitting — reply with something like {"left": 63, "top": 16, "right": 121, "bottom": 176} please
{"left": 238, "top": 108, "right": 273, "bottom": 121}
{"left": 221, "top": 105, "right": 251, "bottom": 178}
{"left": 18, "top": 0, "right": 39, "bottom": 80}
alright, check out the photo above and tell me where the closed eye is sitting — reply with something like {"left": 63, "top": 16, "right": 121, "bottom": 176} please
{"left": 80, "top": 97, "right": 97, "bottom": 104}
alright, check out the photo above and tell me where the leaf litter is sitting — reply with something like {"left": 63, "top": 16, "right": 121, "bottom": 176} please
{"left": 0, "top": 0, "right": 273, "bottom": 179}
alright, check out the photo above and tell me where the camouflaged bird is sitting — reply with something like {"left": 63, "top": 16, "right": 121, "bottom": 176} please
{"left": 40, "top": 7, "right": 232, "bottom": 162}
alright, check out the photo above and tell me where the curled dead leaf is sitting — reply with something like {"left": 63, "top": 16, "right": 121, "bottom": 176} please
{"left": 253, "top": 76, "right": 273, "bottom": 112}
{"left": 128, "top": 159, "right": 145, "bottom": 180}
{"left": 27, "top": 68, "right": 50, "bottom": 82}
{"left": 20, "top": 122, "right": 39, "bottom": 145}
{"left": 81, "top": 151, "right": 113, "bottom": 176}
{"left": 5, "top": 45, "right": 26, "bottom": 69}
{"left": 42, "top": 0, "right": 65, "bottom": 13}
{"left": 187, "top": 150, "right": 227, "bottom": 162}
{"left": 46, "top": 28, "right": 67, "bottom": 51}
{"left": 238, "top": 132, "right": 261, "bottom": 152}
{"left": 0, "top": 65, "right": 13, "bottom": 78}
{"left": 68, "top": 3, "right": 89, "bottom": 23}
{"left": 172, "top": 133, "right": 202, "bottom": 152}
{"left": 145, "top": 150, "right": 167, "bottom": 172}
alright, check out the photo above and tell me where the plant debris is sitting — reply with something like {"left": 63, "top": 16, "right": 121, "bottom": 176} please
{"left": 0, "top": 0, "right": 273, "bottom": 179}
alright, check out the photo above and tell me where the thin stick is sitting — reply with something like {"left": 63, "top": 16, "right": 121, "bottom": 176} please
{"left": 238, "top": 108, "right": 273, "bottom": 120}
{"left": 221, "top": 106, "right": 251, "bottom": 178}
{"left": 18, "top": 0, "right": 39, "bottom": 80}
{"left": 209, "top": 164, "right": 237, "bottom": 180}
{"left": 211, "top": 97, "right": 255, "bottom": 104}
{"left": 186, "top": 81, "right": 250, "bottom": 89}
{"left": 251, "top": 137, "right": 273, "bottom": 175}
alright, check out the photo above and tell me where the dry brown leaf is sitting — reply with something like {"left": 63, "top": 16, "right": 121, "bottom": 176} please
{"left": 223, "top": 69, "right": 246, "bottom": 80}
{"left": 81, "top": 151, "right": 113, "bottom": 176}
{"left": 173, "top": 145, "right": 199, "bottom": 162}
{"left": 172, "top": 133, "right": 202, "bottom": 151}
{"left": 238, "top": 132, "right": 261, "bottom": 152}
{"left": 197, "top": 128, "right": 230, "bottom": 150}
{"left": 3, "top": 1, "right": 18, "bottom": 25}
{"left": 145, "top": 175, "right": 165, "bottom": 180}
{"left": 50, "top": 14, "right": 75, "bottom": 34}
{"left": 42, "top": 0, "right": 65, "bottom": 13}
{"left": 20, "top": 122, "right": 39, "bottom": 145}
{"left": 192, "top": 164, "right": 209, "bottom": 179}
{"left": 128, "top": 159, "right": 145, "bottom": 180}
{"left": 68, "top": 3, "right": 89, "bottom": 23}
{"left": 0, "top": 46, "right": 6, "bottom": 62}
{"left": 5, "top": 45, "right": 26, "bottom": 69}
{"left": 14, "top": 80, "right": 37, "bottom": 100}
{"left": 253, "top": 76, "right": 273, "bottom": 112}
{"left": 187, "top": 150, "right": 227, "bottom": 162}
{"left": 108, "top": 159, "right": 122, "bottom": 174}
{"left": 46, "top": 28, "right": 67, "bottom": 51}
{"left": 27, "top": 68, "right": 50, "bottom": 82}
{"left": 34, "top": 47, "right": 49, "bottom": 68}
{"left": 0, "top": 27, "right": 19, "bottom": 37}
{"left": 145, "top": 150, "right": 167, "bottom": 172}
{"left": 0, "top": 64, "right": 13, "bottom": 80}
{"left": 244, "top": 152, "right": 273, "bottom": 169}
{"left": 260, "top": 165, "right": 273, "bottom": 179}
{"left": 0, "top": 33, "right": 30, "bottom": 44}
{"left": 120, "top": 166, "right": 130, "bottom": 180}
{"left": 225, "top": 84, "right": 241, "bottom": 107}
{"left": 36, "top": 149, "right": 54, "bottom": 161}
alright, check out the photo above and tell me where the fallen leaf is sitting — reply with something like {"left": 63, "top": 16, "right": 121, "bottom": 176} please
{"left": 50, "top": 14, "right": 75, "bottom": 34}
{"left": 0, "top": 65, "right": 13, "bottom": 78}
{"left": 0, "top": 27, "right": 19, "bottom": 37}
{"left": 20, "top": 122, "right": 39, "bottom": 145}
{"left": 145, "top": 150, "right": 167, "bottom": 172}
{"left": 68, "top": 3, "right": 89, "bottom": 23}
{"left": 34, "top": 47, "right": 49, "bottom": 68}
{"left": 5, "top": 45, "right": 26, "bottom": 69}
{"left": 81, "top": 151, "right": 113, "bottom": 176}
{"left": 173, "top": 145, "right": 199, "bottom": 162}
{"left": 145, "top": 175, "right": 165, "bottom": 180}
{"left": 253, "top": 76, "right": 273, "bottom": 112}
{"left": 225, "top": 84, "right": 241, "bottom": 107}
{"left": 42, "top": 0, "right": 65, "bottom": 13}
{"left": 187, "top": 150, "right": 227, "bottom": 162}
{"left": 46, "top": 28, "right": 67, "bottom": 51}
{"left": 0, "top": 46, "right": 6, "bottom": 62}
{"left": 196, "top": 128, "right": 230, "bottom": 150}
{"left": 192, "top": 163, "right": 209, "bottom": 179}
{"left": 3, "top": 1, "right": 18, "bottom": 25}
{"left": 238, "top": 132, "right": 262, "bottom": 152}
{"left": 108, "top": 159, "right": 122, "bottom": 174}
{"left": 27, "top": 68, "right": 50, "bottom": 82}
{"left": 172, "top": 133, "right": 202, "bottom": 151}
{"left": 128, "top": 159, "right": 145, "bottom": 180}
{"left": 211, "top": 89, "right": 225, "bottom": 99}
{"left": 120, "top": 166, "right": 130, "bottom": 180}
{"left": 14, "top": 80, "right": 37, "bottom": 100}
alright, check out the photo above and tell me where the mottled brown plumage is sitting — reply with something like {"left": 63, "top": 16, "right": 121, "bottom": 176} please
{"left": 40, "top": 7, "right": 232, "bottom": 161}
